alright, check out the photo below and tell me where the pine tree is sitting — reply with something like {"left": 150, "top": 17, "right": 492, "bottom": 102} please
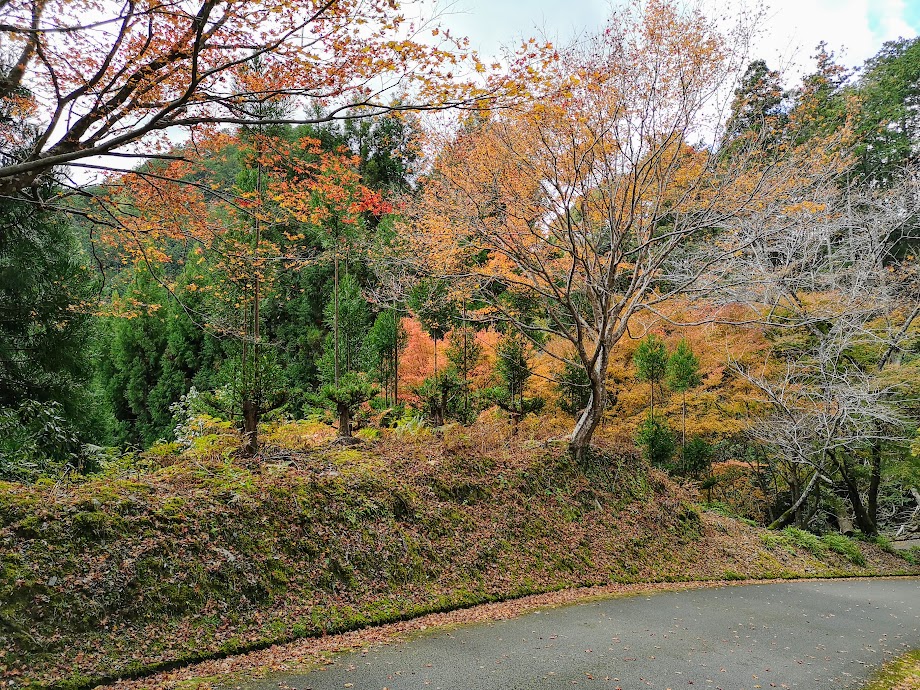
{"left": 0, "top": 197, "right": 109, "bottom": 477}
{"left": 489, "top": 333, "right": 543, "bottom": 428}
{"left": 366, "top": 308, "right": 407, "bottom": 405}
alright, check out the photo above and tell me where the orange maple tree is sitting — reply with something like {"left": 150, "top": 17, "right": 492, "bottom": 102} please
{"left": 0, "top": 0, "right": 552, "bottom": 196}
{"left": 406, "top": 0, "right": 847, "bottom": 459}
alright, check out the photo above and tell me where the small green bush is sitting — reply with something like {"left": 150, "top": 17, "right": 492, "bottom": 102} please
{"left": 701, "top": 501, "right": 736, "bottom": 518}
{"left": 782, "top": 527, "right": 826, "bottom": 557}
{"left": 635, "top": 414, "right": 675, "bottom": 469}
{"left": 871, "top": 534, "right": 895, "bottom": 553}
{"left": 820, "top": 533, "right": 866, "bottom": 566}
{"left": 760, "top": 532, "right": 786, "bottom": 550}
{"left": 680, "top": 436, "right": 712, "bottom": 477}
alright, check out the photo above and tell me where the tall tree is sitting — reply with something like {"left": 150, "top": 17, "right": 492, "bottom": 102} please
{"left": 367, "top": 309, "right": 408, "bottom": 406}
{"left": 408, "top": 0, "right": 831, "bottom": 460}
{"left": 724, "top": 59, "right": 786, "bottom": 143}
{"left": 666, "top": 339, "right": 701, "bottom": 449}
{"left": 0, "top": 196, "right": 107, "bottom": 477}
{"left": 0, "top": 0, "right": 498, "bottom": 196}
{"left": 853, "top": 37, "right": 920, "bottom": 182}
{"left": 633, "top": 335, "right": 669, "bottom": 417}
{"left": 711, "top": 175, "right": 920, "bottom": 532}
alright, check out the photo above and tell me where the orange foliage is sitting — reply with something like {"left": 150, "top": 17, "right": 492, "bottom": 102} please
{"left": 397, "top": 318, "right": 500, "bottom": 402}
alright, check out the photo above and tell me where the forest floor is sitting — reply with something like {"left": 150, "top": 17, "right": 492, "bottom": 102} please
{"left": 1, "top": 417, "right": 917, "bottom": 689}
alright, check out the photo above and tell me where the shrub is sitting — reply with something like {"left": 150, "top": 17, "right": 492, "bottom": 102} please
{"left": 821, "top": 533, "right": 866, "bottom": 565}
{"left": 680, "top": 436, "right": 712, "bottom": 477}
{"left": 635, "top": 414, "right": 675, "bottom": 469}
{"left": 557, "top": 360, "right": 591, "bottom": 417}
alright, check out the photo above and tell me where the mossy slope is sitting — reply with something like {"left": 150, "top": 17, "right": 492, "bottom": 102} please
{"left": 0, "top": 433, "right": 913, "bottom": 688}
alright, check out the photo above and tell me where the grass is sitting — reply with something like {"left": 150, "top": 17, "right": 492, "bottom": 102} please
{"left": 862, "top": 649, "right": 920, "bottom": 690}
{"left": 756, "top": 529, "right": 869, "bottom": 567}
{"left": 782, "top": 527, "right": 827, "bottom": 557}
{"left": 821, "top": 533, "right": 867, "bottom": 566}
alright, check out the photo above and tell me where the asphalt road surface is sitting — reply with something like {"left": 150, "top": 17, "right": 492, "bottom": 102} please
{"left": 233, "top": 578, "right": 919, "bottom": 690}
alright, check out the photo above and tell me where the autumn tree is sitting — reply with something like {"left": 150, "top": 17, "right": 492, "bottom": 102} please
{"left": 94, "top": 124, "right": 391, "bottom": 454}
{"left": 408, "top": 0, "right": 825, "bottom": 460}
{"left": 0, "top": 0, "right": 510, "bottom": 198}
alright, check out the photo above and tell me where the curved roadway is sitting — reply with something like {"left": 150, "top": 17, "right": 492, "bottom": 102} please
{"left": 233, "top": 578, "right": 920, "bottom": 690}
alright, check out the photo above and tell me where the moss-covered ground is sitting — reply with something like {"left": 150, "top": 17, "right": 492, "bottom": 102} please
{"left": 862, "top": 650, "right": 920, "bottom": 690}
{"left": 1, "top": 419, "right": 915, "bottom": 689}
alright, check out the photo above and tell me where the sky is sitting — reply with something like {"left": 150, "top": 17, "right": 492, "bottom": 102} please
{"left": 438, "top": 0, "right": 920, "bottom": 80}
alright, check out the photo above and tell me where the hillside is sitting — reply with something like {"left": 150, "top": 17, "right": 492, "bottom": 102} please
{"left": 1, "top": 420, "right": 914, "bottom": 689}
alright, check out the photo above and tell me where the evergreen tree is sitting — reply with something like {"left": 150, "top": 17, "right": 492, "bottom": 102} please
{"left": 633, "top": 334, "right": 669, "bottom": 416}
{"left": 558, "top": 359, "right": 591, "bottom": 417}
{"left": 789, "top": 42, "right": 850, "bottom": 145}
{"left": 488, "top": 333, "right": 544, "bottom": 428}
{"left": 0, "top": 199, "right": 95, "bottom": 414}
{"left": 724, "top": 59, "right": 786, "bottom": 143}
{"left": 408, "top": 279, "right": 457, "bottom": 379}
{"left": 0, "top": 197, "right": 110, "bottom": 477}
{"left": 366, "top": 308, "right": 407, "bottom": 405}
{"left": 666, "top": 339, "right": 702, "bottom": 449}
{"left": 854, "top": 37, "right": 920, "bottom": 182}
{"left": 635, "top": 414, "right": 676, "bottom": 470}
{"left": 343, "top": 111, "right": 419, "bottom": 193}
{"left": 100, "top": 270, "right": 174, "bottom": 447}
{"left": 319, "top": 273, "right": 370, "bottom": 383}
{"left": 446, "top": 325, "right": 483, "bottom": 422}
{"left": 318, "top": 371, "right": 377, "bottom": 439}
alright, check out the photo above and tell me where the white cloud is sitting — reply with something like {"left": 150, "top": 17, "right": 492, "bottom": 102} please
{"left": 752, "top": 0, "right": 919, "bottom": 77}
{"left": 441, "top": 0, "right": 920, "bottom": 80}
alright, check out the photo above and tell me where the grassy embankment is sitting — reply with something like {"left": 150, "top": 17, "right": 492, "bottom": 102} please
{"left": 1, "top": 417, "right": 916, "bottom": 689}
{"left": 863, "top": 650, "right": 920, "bottom": 690}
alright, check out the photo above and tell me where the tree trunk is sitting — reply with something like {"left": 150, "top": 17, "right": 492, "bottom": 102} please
{"left": 242, "top": 398, "right": 259, "bottom": 457}
{"left": 837, "top": 455, "right": 877, "bottom": 535}
{"left": 868, "top": 440, "right": 882, "bottom": 528}
{"left": 333, "top": 245, "right": 340, "bottom": 386}
{"left": 337, "top": 402, "right": 352, "bottom": 438}
{"left": 393, "top": 336, "right": 399, "bottom": 405}
{"left": 570, "top": 356, "right": 610, "bottom": 462}
{"left": 681, "top": 390, "right": 687, "bottom": 448}
{"left": 768, "top": 468, "right": 820, "bottom": 529}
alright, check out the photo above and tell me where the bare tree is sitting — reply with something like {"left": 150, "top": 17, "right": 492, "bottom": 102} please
{"left": 707, "top": 172, "right": 920, "bottom": 531}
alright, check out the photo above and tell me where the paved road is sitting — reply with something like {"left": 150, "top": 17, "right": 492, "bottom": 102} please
{"left": 234, "top": 579, "right": 920, "bottom": 690}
